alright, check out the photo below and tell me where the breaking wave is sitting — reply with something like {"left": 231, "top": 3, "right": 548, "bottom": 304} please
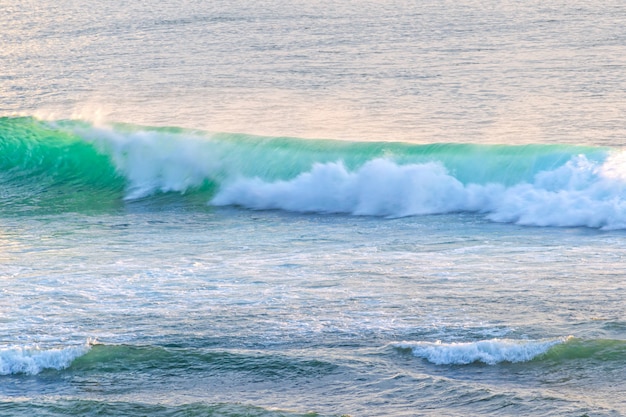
{"left": 394, "top": 337, "right": 626, "bottom": 365}
{"left": 5, "top": 116, "right": 626, "bottom": 228}
{"left": 0, "top": 343, "right": 91, "bottom": 375}
{"left": 394, "top": 337, "right": 569, "bottom": 365}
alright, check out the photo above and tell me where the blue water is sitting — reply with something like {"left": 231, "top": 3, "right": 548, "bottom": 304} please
{"left": 2, "top": 1, "right": 626, "bottom": 416}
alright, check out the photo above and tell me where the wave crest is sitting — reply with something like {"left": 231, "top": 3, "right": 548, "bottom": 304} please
{"left": 394, "top": 337, "right": 570, "bottom": 365}
{"left": 212, "top": 154, "right": 626, "bottom": 229}
{"left": 0, "top": 344, "right": 91, "bottom": 375}
{"left": 212, "top": 159, "right": 482, "bottom": 216}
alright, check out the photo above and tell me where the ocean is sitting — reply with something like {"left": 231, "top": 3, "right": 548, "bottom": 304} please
{"left": 1, "top": 1, "right": 626, "bottom": 416}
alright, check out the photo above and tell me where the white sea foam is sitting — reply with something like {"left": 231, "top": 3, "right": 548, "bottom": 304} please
{"left": 71, "top": 123, "right": 626, "bottom": 229}
{"left": 394, "top": 337, "right": 569, "bottom": 365}
{"left": 211, "top": 159, "right": 492, "bottom": 216}
{"left": 212, "top": 154, "right": 626, "bottom": 229}
{"left": 78, "top": 127, "right": 230, "bottom": 199}
{"left": 0, "top": 344, "right": 90, "bottom": 375}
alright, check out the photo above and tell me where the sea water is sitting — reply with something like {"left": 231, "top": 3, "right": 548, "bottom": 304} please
{"left": 1, "top": 1, "right": 626, "bottom": 416}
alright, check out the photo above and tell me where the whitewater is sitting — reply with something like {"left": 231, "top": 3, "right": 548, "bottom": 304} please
{"left": 2, "top": 0, "right": 626, "bottom": 416}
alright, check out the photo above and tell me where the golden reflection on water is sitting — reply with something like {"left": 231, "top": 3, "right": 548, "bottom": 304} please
{"left": 2, "top": 1, "right": 626, "bottom": 146}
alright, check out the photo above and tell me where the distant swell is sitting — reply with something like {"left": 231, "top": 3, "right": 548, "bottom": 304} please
{"left": 6, "top": 116, "right": 626, "bottom": 229}
{"left": 0, "top": 344, "right": 91, "bottom": 375}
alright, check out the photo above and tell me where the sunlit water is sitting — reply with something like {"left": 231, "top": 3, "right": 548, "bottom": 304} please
{"left": 2, "top": 1, "right": 626, "bottom": 416}
{"left": 4, "top": 0, "right": 626, "bottom": 144}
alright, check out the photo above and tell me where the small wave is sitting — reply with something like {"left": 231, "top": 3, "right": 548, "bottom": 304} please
{"left": 394, "top": 337, "right": 571, "bottom": 365}
{"left": 68, "top": 344, "right": 337, "bottom": 379}
{"left": 0, "top": 343, "right": 91, "bottom": 375}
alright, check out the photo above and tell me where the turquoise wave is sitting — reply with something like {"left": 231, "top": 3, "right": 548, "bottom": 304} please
{"left": 1, "top": 116, "right": 600, "bottom": 190}
{"left": 0, "top": 117, "right": 125, "bottom": 213}
{"left": 4, "top": 116, "right": 625, "bottom": 228}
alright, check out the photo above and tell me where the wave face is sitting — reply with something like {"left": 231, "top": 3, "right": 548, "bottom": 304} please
{"left": 5, "top": 116, "right": 626, "bottom": 228}
{"left": 0, "top": 117, "right": 125, "bottom": 213}
{"left": 67, "top": 344, "right": 337, "bottom": 379}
